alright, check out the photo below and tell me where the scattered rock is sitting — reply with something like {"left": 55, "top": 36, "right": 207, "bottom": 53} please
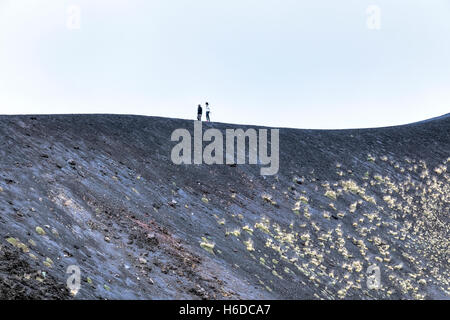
{"left": 168, "top": 199, "right": 177, "bottom": 207}
{"left": 294, "top": 177, "right": 304, "bottom": 184}
{"left": 145, "top": 233, "right": 158, "bottom": 246}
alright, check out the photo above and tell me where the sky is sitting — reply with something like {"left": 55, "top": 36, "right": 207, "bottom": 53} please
{"left": 0, "top": 0, "right": 449, "bottom": 129}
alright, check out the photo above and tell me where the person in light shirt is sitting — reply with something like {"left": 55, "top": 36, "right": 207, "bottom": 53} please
{"left": 205, "top": 102, "right": 211, "bottom": 122}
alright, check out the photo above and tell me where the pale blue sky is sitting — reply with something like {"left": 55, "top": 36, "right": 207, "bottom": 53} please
{"left": 0, "top": 0, "right": 449, "bottom": 129}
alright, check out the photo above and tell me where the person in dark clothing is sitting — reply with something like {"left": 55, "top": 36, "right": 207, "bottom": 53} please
{"left": 197, "top": 104, "right": 202, "bottom": 121}
{"left": 205, "top": 102, "right": 211, "bottom": 122}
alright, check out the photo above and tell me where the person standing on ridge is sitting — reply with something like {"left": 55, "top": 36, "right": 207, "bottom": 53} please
{"left": 197, "top": 104, "right": 202, "bottom": 121}
{"left": 205, "top": 102, "right": 211, "bottom": 122}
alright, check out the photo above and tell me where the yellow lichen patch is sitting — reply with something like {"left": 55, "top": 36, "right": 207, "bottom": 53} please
{"left": 383, "top": 195, "right": 396, "bottom": 208}
{"left": 16, "top": 242, "right": 29, "bottom": 253}
{"left": 374, "top": 174, "right": 383, "bottom": 182}
{"left": 352, "top": 260, "right": 363, "bottom": 273}
{"left": 255, "top": 217, "right": 271, "bottom": 234}
{"left": 226, "top": 228, "right": 241, "bottom": 237}
{"left": 300, "top": 233, "right": 311, "bottom": 243}
{"left": 6, "top": 237, "right": 30, "bottom": 253}
{"left": 324, "top": 190, "right": 337, "bottom": 200}
{"left": 303, "top": 207, "right": 311, "bottom": 219}
{"left": 200, "top": 237, "right": 215, "bottom": 254}
{"left": 272, "top": 269, "right": 283, "bottom": 280}
{"left": 242, "top": 225, "right": 253, "bottom": 235}
{"left": 318, "top": 231, "right": 332, "bottom": 242}
{"left": 362, "top": 195, "right": 377, "bottom": 204}
{"left": 349, "top": 202, "right": 358, "bottom": 213}
{"left": 6, "top": 237, "right": 19, "bottom": 246}
{"left": 363, "top": 212, "right": 379, "bottom": 223}
{"left": 43, "top": 257, "right": 54, "bottom": 268}
{"left": 244, "top": 239, "right": 255, "bottom": 252}
{"left": 341, "top": 179, "right": 363, "bottom": 194}
{"left": 433, "top": 164, "right": 446, "bottom": 174}
{"left": 299, "top": 196, "right": 309, "bottom": 204}
{"left": 393, "top": 263, "right": 403, "bottom": 270}
{"left": 337, "top": 288, "right": 347, "bottom": 299}
{"left": 35, "top": 226, "right": 46, "bottom": 236}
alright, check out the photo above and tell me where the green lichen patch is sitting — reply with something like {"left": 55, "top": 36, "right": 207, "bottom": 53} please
{"left": 35, "top": 226, "right": 46, "bottom": 236}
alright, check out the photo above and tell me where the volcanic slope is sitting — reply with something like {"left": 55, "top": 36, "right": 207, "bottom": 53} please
{"left": 0, "top": 114, "right": 448, "bottom": 299}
